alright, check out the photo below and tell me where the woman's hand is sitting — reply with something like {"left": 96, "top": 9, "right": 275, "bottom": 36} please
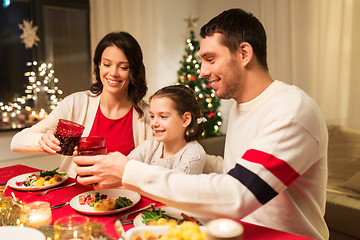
{"left": 38, "top": 129, "right": 61, "bottom": 154}
{"left": 74, "top": 151, "right": 130, "bottom": 190}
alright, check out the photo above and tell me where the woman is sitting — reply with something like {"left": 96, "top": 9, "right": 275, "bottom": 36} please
{"left": 11, "top": 32, "right": 152, "bottom": 177}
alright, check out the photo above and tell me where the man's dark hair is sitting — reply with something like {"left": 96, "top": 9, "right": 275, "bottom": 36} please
{"left": 200, "top": 8, "right": 268, "bottom": 70}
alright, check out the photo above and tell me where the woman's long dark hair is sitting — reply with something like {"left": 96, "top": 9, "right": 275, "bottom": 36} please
{"left": 90, "top": 32, "right": 147, "bottom": 117}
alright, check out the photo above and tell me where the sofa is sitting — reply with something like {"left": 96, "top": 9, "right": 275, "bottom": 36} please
{"left": 325, "top": 125, "right": 360, "bottom": 240}
{"left": 198, "top": 126, "right": 360, "bottom": 240}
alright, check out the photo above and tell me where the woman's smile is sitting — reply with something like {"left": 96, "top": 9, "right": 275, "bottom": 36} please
{"left": 106, "top": 77, "right": 123, "bottom": 86}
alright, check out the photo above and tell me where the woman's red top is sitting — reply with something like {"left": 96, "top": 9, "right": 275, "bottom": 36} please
{"left": 89, "top": 106, "right": 135, "bottom": 155}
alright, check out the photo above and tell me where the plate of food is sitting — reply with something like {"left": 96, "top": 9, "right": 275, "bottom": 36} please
{"left": 70, "top": 188, "right": 141, "bottom": 215}
{"left": 133, "top": 206, "right": 212, "bottom": 227}
{"left": 8, "top": 168, "right": 68, "bottom": 191}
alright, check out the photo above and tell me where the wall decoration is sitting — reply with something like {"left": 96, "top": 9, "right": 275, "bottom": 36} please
{"left": 18, "top": 19, "right": 40, "bottom": 49}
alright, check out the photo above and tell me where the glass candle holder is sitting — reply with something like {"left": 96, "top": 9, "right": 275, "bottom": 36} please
{"left": 55, "top": 119, "right": 85, "bottom": 156}
{"left": 54, "top": 215, "right": 90, "bottom": 240}
{"left": 22, "top": 201, "right": 52, "bottom": 228}
{"left": 206, "top": 218, "right": 244, "bottom": 240}
{"left": 79, "top": 136, "right": 105, "bottom": 151}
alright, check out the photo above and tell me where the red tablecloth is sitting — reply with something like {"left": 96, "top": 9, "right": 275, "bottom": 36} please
{"left": 0, "top": 164, "right": 314, "bottom": 240}
{"left": 1, "top": 164, "right": 164, "bottom": 238}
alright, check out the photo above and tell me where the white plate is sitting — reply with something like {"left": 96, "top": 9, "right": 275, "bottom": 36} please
{"left": 70, "top": 189, "right": 141, "bottom": 215}
{"left": 133, "top": 206, "right": 212, "bottom": 227}
{"left": 0, "top": 226, "right": 46, "bottom": 240}
{"left": 8, "top": 171, "right": 69, "bottom": 191}
{"left": 124, "top": 225, "right": 207, "bottom": 240}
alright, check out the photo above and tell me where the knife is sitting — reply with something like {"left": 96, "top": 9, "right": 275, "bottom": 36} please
{"left": 51, "top": 201, "right": 70, "bottom": 210}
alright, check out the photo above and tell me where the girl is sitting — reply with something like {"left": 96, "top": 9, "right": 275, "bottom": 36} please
{"left": 127, "top": 84, "right": 207, "bottom": 174}
{"left": 11, "top": 32, "right": 152, "bottom": 177}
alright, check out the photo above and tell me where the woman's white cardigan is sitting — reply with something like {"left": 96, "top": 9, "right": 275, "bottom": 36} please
{"left": 10, "top": 91, "right": 152, "bottom": 177}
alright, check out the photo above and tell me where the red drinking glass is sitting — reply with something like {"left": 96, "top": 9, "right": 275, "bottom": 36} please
{"left": 79, "top": 146, "right": 107, "bottom": 156}
{"left": 79, "top": 136, "right": 105, "bottom": 151}
{"left": 55, "top": 119, "right": 84, "bottom": 156}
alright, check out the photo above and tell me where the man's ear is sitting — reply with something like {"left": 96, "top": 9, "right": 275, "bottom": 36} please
{"left": 182, "top": 112, "right": 192, "bottom": 127}
{"left": 238, "top": 42, "right": 253, "bottom": 68}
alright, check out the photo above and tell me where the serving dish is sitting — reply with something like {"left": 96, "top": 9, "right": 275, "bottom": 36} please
{"left": 133, "top": 206, "right": 211, "bottom": 227}
{"left": 124, "top": 225, "right": 207, "bottom": 240}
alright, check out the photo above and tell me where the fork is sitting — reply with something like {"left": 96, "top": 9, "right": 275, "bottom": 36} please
{"left": 114, "top": 218, "right": 126, "bottom": 239}
{"left": 36, "top": 182, "right": 76, "bottom": 196}
{"left": 117, "top": 203, "right": 155, "bottom": 222}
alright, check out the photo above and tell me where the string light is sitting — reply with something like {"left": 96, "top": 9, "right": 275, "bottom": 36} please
{"left": 0, "top": 61, "right": 62, "bottom": 127}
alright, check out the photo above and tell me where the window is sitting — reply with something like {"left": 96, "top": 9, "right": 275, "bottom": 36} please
{"left": 0, "top": 0, "right": 90, "bottom": 131}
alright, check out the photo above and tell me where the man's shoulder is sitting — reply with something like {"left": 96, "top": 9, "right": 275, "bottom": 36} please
{"left": 268, "top": 81, "right": 327, "bottom": 138}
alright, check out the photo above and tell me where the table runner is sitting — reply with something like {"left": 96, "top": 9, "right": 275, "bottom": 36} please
{"left": 1, "top": 164, "right": 315, "bottom": 240}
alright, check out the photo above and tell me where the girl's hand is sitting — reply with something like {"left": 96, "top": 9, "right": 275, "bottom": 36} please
{"left": 38, "top": 129, "right": 61, "bottom": 154}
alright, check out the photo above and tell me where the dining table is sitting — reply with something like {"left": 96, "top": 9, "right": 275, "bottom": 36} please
{"left": 0, "top": 164, "right": 315, "bottom": 240}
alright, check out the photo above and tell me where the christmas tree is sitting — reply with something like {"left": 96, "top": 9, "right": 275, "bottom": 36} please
{"left": 177, "top": 18, "right": 222, "bottom": 138}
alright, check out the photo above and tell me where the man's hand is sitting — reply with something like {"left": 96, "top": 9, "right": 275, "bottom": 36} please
{"left": 74, "top": 151, "right": 130, "bottom": 190}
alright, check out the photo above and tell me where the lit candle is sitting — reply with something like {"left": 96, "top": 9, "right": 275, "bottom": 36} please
{"left": 23, "top": 201, "right": 52, "bottom": 228}
{"left": 206, "top": 218, "right": 244, "bottom": 240}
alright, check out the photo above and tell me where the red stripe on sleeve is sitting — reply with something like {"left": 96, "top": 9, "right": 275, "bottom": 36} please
{"left": 242, "top": 149, "right": 300, "bottom": 186}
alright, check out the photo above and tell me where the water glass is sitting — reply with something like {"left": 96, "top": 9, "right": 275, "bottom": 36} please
{"left": 54, "top": 215, "right": 90, "bottom": 240}
{"left": 55, "top": 119, "right": 84, "bottom": 156}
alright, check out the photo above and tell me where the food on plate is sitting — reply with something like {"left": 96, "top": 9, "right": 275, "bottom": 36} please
{"left": 78, "top": 192, "right": 133, "bottom": 211}
{"left": 15, "top": 168, "right": 66, "bottom": 187}
{"left": 146, "top": 218, "right": 178, "bottom": 226}
{"left": 142, "top": 206, "right": 202, "bottom": 226}
{"left": 131, "top": 221, "right": 207, "bottom": 240}
{"left": 178, "top": 213, "right": 202, "bottom": 225}
{"left": 142, "top": 206, "right": 178, "bottom": 225}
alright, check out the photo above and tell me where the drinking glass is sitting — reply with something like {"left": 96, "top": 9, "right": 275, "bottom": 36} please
{"left": 77, "top": 136, "right": 106, "bottom": 182}
{"left": 79, "top": 136, "right": 105, "bottom": 150}
{"left": 54, "top": 215, "right": 90, "bottom": 240}
{"left": 79, "top": 146, "right": 107, "bottom": 156}
{"left": 79, "top": 136, "right": 107, "bottom": 156}
{"left": 55, "top": 119, "right": 84, "bottom": 156}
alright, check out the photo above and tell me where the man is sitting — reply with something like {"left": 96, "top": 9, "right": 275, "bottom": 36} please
{"left": 74, "top": 8, "right": 328, "bottom": 240}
